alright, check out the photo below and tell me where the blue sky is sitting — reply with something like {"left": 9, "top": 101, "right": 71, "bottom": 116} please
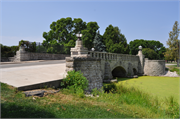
{"left": 0, "top": 0, "right": 179, "bottom": 48}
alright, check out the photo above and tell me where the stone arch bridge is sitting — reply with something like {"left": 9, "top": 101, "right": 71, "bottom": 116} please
{"left": 87, "top": 51, "right": 141, "bottom": 79}
{"left": 65, "top": 37, "right": 165, "bottom": 92}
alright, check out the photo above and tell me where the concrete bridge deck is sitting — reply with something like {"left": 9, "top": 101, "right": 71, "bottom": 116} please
{"left": 0, "top": 60, "right": 66, "bottom": 90}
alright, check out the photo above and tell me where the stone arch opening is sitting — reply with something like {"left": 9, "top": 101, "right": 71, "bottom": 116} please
{"left": 133, "top": 68, "right": 137, "bottom": 75}
{"left": 112, "top": 66, "right": 126, "bottom": 78}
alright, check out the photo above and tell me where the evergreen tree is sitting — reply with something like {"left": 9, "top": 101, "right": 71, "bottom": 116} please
{"left": 93, "top": 31, "right": 106, "bottom": 52}
{"left": 165, "top": 21, "right": 180, "bottom": 67}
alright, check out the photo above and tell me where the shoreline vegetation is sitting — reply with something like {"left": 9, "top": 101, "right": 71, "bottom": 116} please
{"left": 1, "top": 74, "right": 179, "bottom": 118}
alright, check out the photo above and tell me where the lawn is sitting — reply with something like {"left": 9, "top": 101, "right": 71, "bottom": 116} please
{"left": 117, "top": 76, "right": 179, "bottom": 103}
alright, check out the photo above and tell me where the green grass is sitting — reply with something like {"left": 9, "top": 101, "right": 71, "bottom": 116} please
{"left": 1, "top": 80, "right": 180, "bottom": 118}
{"left": 0, "top": 83, "right": 133, "bottom": 118}
{"left": 117, "top": 76, "right": 179, "bottom": 102}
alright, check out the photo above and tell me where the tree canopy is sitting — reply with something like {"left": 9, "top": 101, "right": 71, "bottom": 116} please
{"left": 42, "top": 17, "right": 100, "bottom": 53}
{"left": 1, "top": 44, "right": 19, "bottom": 57}
{"left": 81, "top": 22, "right": 99, "bottom": 50}
{"left": 164, "top": 48, "right": 174, "bottom": 61}
{"left": 42, "top": 17, "right": 87, "bottom": 54}
{"left": 142, "top": 48, "right": 159, "bottom": 60}
{"left": 103, "top": 25, "right": 129, "bottom": 54}
{"left": 129, "top": 39, "right": 166, "bottom": 60}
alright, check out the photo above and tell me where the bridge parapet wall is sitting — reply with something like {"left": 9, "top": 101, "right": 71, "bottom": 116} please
{"left": 144, "top": 58, "right": 165, "bottom": 76}
{"left": 88, "top": 51, "right": 140, "bottom": 79}
{"left": 88, "top": 51, "right": 139, "bottom": 61}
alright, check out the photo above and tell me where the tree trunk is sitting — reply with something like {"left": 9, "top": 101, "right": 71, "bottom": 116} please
{"left": 177, "top": 59, "right": 179, "bottom": 67}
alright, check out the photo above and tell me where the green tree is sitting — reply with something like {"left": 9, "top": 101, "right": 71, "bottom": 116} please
{"left": 81, "top": 22, "right": 99, "bottom": 50}
{"left": 166, "top": 21, "right": 180, "bottom": 67}
{"left": 142, "top": 48, "right": 159, "bottom": 60}
{"left": 19, "top": 40, "right": 36, "bottom": 52}
{"left": 129, "top": 39, "right": 166, "bottom": 60}
{"left": 103, "top": 25, "right": 129, "bottom": 54}
{"left": 64, "top": 40, "right": 75, "bottom": 54}
{"left": 93, "top": 30, "right": 106, "bottom": 52}
{"left": 42, "top": 17, "right": 86, "bottom": 54}
{"left": 1, "top": 44, "right": 19, "bottom": 57}
{"left": 129, "top": 39, "right": 148, "bottom": 55}
{"left": 164, "top": 48, "right": 174, "bottom": 62}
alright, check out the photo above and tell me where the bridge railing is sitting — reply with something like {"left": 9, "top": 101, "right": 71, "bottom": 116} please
{"left": 88, "top": 51, "right": 139, "bottom": 61}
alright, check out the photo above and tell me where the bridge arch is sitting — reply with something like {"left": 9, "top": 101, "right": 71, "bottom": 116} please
{"left": 112, "top": 66, "right": 127, "bottom": 78}
{"left": 133, "top": 68, "right": 138, "bottom": 75}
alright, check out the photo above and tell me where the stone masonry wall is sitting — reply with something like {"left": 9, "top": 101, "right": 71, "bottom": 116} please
{"left": 12, "top": 51, "right": 70, "bottom": 62}
{"left": 66, "top": 57, "right": 103, "bottom": 92}
{"left": 144, "top": 58, "right": 165, "bottom": 76}
{"left": 28, "top": 53, "right": 70, "bottom": 60}
{"left": 89, "top": 51, "right": 141, "bottom": 79}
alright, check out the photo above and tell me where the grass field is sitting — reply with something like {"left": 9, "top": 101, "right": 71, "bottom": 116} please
{"left": 117, "top": 76, "right": 179, "bottom": 103}
{"left": 1, "top": 75, "right": 180, "bottom": 118}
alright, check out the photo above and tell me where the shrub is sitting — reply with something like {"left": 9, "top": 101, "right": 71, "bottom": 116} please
{"left": 61, "top": 70, "right": 88, "bottom": 94}
{"left": 1, "top": 44, "right": 19, "bottom": 57}
{"left": 103, "top": 83, "right": 117, "bottom": 93}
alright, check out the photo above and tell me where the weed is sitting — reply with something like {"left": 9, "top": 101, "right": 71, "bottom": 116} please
{"left": 44, "top": 85, "right": 48, "bottom": 89}
{"left": 91, "top": 88, "right": 103, "bottom": 96}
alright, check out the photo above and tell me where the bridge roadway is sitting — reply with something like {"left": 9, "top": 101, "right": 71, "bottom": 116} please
{"left": 0, "top": 60, "right": 66, "bottom": 90}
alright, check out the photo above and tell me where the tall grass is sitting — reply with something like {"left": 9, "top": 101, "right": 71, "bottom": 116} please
{"left": 102, "top": 82, "right": 179, "bottom": 118}
{"left": 1, "top": 81, "right": 179, "bottom": 118}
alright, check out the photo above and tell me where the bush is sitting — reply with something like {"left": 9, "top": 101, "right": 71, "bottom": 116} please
{"left": 61, "top": 70, "right": 88, "bottom": 95}
{"left": 1, "top": 44, "right": 19, "bottom": 57}
{"left": 103, "top": 83, "right": 117, "bottom": 93}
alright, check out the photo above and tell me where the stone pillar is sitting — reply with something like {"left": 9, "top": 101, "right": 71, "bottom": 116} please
{"left": 15, "top": 45, "right": 29, "bottom": 62}
{"left": 136, "top": 46, "right": 145, "bottom": 75}
{"left": 70, "top": 39, "right": 88, "bottom": 57}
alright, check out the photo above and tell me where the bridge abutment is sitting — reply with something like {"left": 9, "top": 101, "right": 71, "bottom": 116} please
{"left": 66, "top": 57, "right": 103, "bottom": 92}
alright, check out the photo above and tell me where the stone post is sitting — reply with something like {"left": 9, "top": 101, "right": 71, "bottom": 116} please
{"left": 15, "top": 45, "right": 29, "bottom": 62}
{"left": 70, "top": 34, "right": 88, "bottom": 57}
{"left": 136, "top": 46, "right": 145, "bottom": 75}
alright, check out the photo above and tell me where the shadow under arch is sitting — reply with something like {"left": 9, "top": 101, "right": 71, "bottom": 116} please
{"left": 112, "top": 66, "right": 127, "bottom": 78}
{"left": 133, "top": 68, "right": 138, "bottom": 75}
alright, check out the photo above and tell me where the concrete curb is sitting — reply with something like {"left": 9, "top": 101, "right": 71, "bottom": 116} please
{"left": 17, "top": 79, "right": 64, "bottom": 91}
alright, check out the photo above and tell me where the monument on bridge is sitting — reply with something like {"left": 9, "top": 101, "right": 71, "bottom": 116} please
{"left": 70, "top": 32, "right": 89, "bottom": 57}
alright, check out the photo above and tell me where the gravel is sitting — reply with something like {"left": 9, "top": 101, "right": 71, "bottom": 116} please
{"left": 161, "top": 70, "right": 179, "bottom": 77}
